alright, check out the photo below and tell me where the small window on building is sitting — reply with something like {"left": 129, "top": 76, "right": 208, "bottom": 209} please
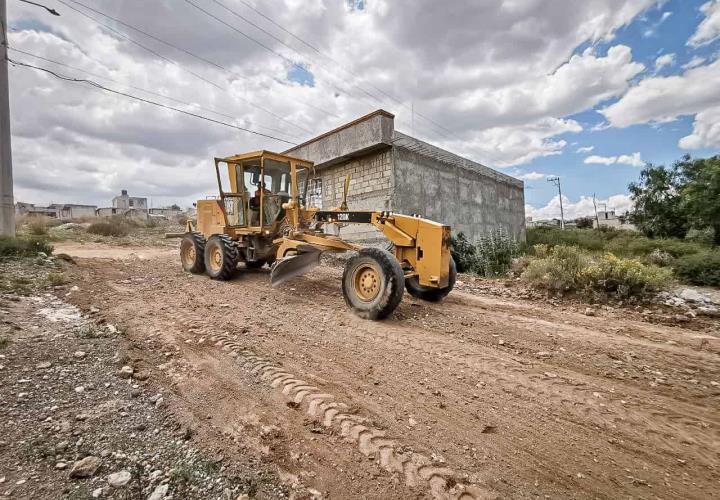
{"left": 308, "top": 178, "right": 322, "bottom": 208}
{"left": 129, "top": 199, "right": 134, "bottom": 207}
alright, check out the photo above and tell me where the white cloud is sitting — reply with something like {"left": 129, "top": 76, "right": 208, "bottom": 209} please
{"left": 678, "top": 106, "right": 720, "bottom": 149}
{"left": 7, "top": 0, "right": 657, "bottom": 204}
{"left": 617, "top": 152, "right": 645, "bottom": 167}
{"left": 689, "top": 0, "right": 720, "bottom": 46}
{"left": 600, "top": 58, "right": 720, "bottom": 148}
{"left": 576, "top": 145, "right": 595, "bottom": 153}
{"left": 517, "top": 171, "right": 547, "bottom": 181}
{"left": 585, "top": 155, "right": 618, "bottom": 165}
{"left": 584, "top": 152, "right": 645, "bottom": 166}
{"left": 526, "top": 194, "right": 633, "bottom": 220}
{"left": 682, "top": 55, "right": 707, "bottom": 69}
{"left": 654, "top": 53, "right": 675, "bottom": 70}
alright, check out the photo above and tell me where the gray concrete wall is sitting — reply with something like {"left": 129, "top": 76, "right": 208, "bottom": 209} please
{"left": 284, "top": 110, "right": 394, "bottom": 168}
{"left": 391, "top": 133, "right": 526, "bottom": 242}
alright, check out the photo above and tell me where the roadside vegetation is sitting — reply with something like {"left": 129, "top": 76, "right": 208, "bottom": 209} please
{"left": 452, "top": 154, "right": 720, "bottom": 294}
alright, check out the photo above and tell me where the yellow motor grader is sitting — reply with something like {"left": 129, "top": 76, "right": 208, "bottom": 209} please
{"left": 180, "top": 150, "right": 455, "bottom": 319}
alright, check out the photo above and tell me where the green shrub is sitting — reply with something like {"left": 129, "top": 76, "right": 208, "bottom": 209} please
{"left": 522, "top": 245, "right": 588, "bottom": 293}
{"left": 582, "top": 253, "right": 672, "bottom": 298}
{"left": 450, "top": 232, "right": 478, "bottom": 273}
{"left": 27, "top": 216, "right": 50, "bottom": 236}
{"left": 87, "top": 218, "right": 130, "bottom": 237}
{"left": 646, "top": 248, "right": 674, "bottom": 267}
{"left": 0, "top": 236, "right": 53, "bottom": 258}
{"left": 474, "top": 228, "right": 520, "bottom": 277}
{"left": 674, "top": 251, "right": 720, "bottom": 286}
{"left": 522, "top": 246, "right": 672, "bottom": 298}
{"left": 451, "top": 229, "right": 520, "bottom": 276}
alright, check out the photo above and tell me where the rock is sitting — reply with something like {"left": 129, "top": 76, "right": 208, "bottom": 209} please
{"left": 134, "top": 370, "right": 150, "bottom": 381}
{"left": 36, "top": 361, "right": 52, "bottom": 369}
{"left": 74, "top": 386, "right": 85, "bottom": 393}
{"left": 70, "top": 285, "right": 79, "bottom": 292}
{"left": 678, "top": 289, "right": 708, "bottom": 303}
{"left": 55, "top": 462, "right": 67, "bottom": 470}
{"left": 408, "top": 417, "right": 418, "bottom": 427}
{"left": 117, "top": 366, "right": 134, "bottom": 379}
{"left": 92, "top": 487, "right": 104, "bottom": 498}
{"left": 69, "top": 456, "right": 102, "bottom": 478}
{"left": 698, "top": 307, "right": 720, "bottom": 318}
{"left": 147, "top": 484, "right": 169, "bottom": 500}
{"left": 74, "top": 351, "right": 87, "bottom": 359}
{"left": 236, "top": 495, "right": 250, "bottom": 500}
{"left": 583, "top": 307, "right": 596, "bottom": 316}
{"left": 37, "top": 251, "right": 48, "bottom": 258}
{"left": 107, "top": 470, "right": 132, "bottom": 488}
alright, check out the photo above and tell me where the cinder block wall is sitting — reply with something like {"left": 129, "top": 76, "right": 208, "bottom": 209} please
{"left": 318, "top": 149, "right": 393, "bottom": 242}
{"left": 391, "top": 136, "right": 526, "bottom": 242}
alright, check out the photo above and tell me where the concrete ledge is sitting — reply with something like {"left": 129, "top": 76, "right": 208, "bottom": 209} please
{"left": 284, "top": 110, "right": 394, "bottom": 168}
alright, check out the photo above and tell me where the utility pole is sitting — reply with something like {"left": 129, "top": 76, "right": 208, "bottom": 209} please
{"left": 0, "top": 1, "right": 59, "bottom": 236}
{"left": 592, "top": 193, "right": 600, "bottom": 229}
{"left": 0, "top": 0, "right": 14, "bottom": 236}
{"left": 547, "top": 176, "right": 565, "bottom": 230}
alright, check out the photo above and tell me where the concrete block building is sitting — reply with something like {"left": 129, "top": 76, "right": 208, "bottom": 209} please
{"left": 283, "top": 110, "right": 525, "bottom": 242}
{"left": 112, "top": 190, "right": 148, "bottom": 212}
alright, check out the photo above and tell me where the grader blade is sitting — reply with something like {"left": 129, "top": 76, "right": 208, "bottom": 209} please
{"left": 270, "top": 245, "right": 322, "bottom": 286}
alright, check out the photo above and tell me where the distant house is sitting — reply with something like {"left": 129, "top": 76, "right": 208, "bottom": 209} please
{"left": 593, "top": 210, "right": 636, "bottom": 231}
{"left": 149, "top": 207, "right": 182, "bottom": 219}
{"left": 15, "top": 202, "right": 57, "bottom": 218}
{"left": 112, "top": 190, "right": 147, "bottom": 212}
{"left": 48, "top": 204, "right": 97, "bottom": 220}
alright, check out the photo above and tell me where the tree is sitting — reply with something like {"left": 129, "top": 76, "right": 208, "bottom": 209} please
{"left": 679, "top": 155, "right": 720, "bottom": 245}
{"left": 575, "top": 217, "right": 593, "bottom": 229}
{"left": 628, "top": 162, "right": 689, "bottom": 239}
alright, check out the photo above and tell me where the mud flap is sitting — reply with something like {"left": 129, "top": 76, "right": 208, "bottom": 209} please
{"left": 270, "top": 245, "right": 322, "bottom": 286}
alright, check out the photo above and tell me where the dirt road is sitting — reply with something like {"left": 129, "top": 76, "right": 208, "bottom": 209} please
{"left": 63, "top": 249, "right": 719, "bottom": 499}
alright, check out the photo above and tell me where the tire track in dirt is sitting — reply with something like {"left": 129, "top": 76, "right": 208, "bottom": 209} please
{"left": 335, "top": 317, "right": 720, "bottom": 468}
{"left": 172, "top": 309, "right": 496, "bottom": 500}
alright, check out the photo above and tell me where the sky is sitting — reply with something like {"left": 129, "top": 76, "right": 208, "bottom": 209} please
{"left": 6, "top": 0, "right": 720, "bottom": 218}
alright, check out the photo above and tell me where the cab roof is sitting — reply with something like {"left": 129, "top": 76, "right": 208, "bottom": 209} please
{"left": 216, "top": 150, "right": 314, "bottom": 166}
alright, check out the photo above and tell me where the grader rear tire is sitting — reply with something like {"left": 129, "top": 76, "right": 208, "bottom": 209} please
{"left": 180, "top": 232, "right": 206, "bottom": 274}
{"left": 204, "top": 235, "right": 239, "bottom": 280}
{"left": 405, "top": 256, "right": 457, "bottom": 302}
{"left": 342, "top": 247, "right": 405, "bottom": 320}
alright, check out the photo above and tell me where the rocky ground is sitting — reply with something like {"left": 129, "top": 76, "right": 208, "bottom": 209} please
{"left": 0, "top": 256, "right": 288, "bottom": 499}
{"left": 2, "top": 244, "right": 719, "bottom": 499}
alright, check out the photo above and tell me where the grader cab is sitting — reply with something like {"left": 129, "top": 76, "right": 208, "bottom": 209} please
{"left": 180, "top": 150, "right": 456, "bottom": 319}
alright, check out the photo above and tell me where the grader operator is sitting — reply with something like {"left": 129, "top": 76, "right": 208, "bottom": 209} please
{"left": 179, "top": 150, "right": 456, "bottom": 320}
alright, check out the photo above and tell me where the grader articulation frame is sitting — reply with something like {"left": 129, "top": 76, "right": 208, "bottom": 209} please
{"left": 180, "top": 150, "right": 456, "bottom": 319}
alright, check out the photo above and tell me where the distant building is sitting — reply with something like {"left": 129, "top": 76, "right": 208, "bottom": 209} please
{"left": 49, "top": 203, "right": 97, "bottom": 220}
{"left": 112, "top": 190, "right": 147, "bottom": 212}
{"left": 149, "top": 207, "right": 182, "bottom": 219}
{"left": 593, "top": 210, "right": 636, "bottom": 231}
{"left": 15, "top": 202, "right": 57, "bottom": 218}
{"left": 16, "top": 202, "right": 97, "bottom": 220}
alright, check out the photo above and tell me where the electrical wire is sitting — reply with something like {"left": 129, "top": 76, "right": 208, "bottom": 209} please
{"left": 60, "top": 0, "right": 337, "bottom": 120}
{"left": 180, "top": 0, "right": 379, "bottom": 112}
{"left": 8, "top": 46, "right": 302, "bottom": 141}
{"left": 55, "top": 0, "right": 316, "bottom": 135}
{"left": 209, "top": 0, "right": 463, "bottom": 143}
{"left": 8, "top": 57, "right": 298, "bottom": 146}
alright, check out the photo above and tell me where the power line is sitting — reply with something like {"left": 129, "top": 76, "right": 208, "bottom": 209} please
{"left": 211, "top": 0, "right": 463, "bottom": 144}
{"left": 61, "top": 0, "right": 337, "bottom": 120}
{"left": 180, "top": 0, "right": 380, "bottom": 112}
{"left": 9, "top": 57, "right": 298, "bottom": 145}
{"left": 55, "top": 0, "right": 315, "bottom": 135}
{"left": 8, "top": 46, "right": 302, "bottom": 141}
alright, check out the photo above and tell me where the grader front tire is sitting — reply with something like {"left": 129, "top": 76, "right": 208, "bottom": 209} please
{"left": 180, "top": 232, "right": 206, "bottom": 274}
{"left": 405, "top": 256, "right": 457, "bottom": 302}
{"left": 342, "top": 247, "right": 405, "bottom": 320}
{"left": 204, "top": 235, "right": 239, "bottom": 280}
